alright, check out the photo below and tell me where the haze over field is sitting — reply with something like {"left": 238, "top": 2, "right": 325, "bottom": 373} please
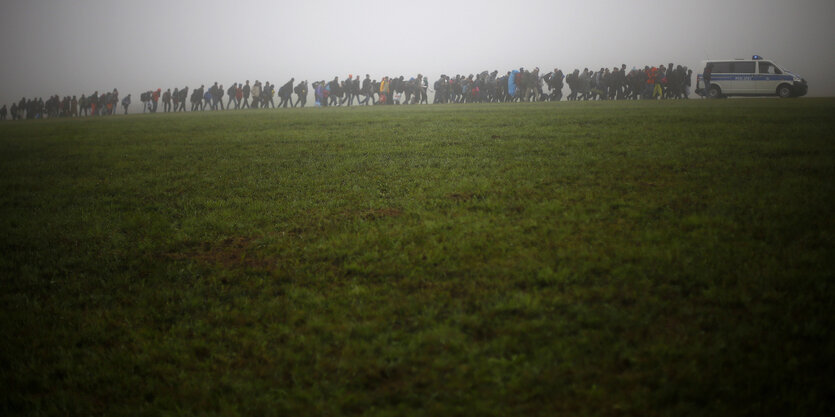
{"left": 1, "top": 0, "right": 834, "bottom": 108}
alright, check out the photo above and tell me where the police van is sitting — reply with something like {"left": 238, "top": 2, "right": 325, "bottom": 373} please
{"left": 696, "top": 56, "right": 808, "bottom": 98}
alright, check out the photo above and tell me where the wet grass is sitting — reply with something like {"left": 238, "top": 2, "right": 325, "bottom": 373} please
{"left": 1, "top": 99, "right": 834, "bottom": 416}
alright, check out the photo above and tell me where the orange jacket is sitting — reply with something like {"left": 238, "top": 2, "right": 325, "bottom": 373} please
{"left": 647, "top": 67, "right": 657, "bottom": 84}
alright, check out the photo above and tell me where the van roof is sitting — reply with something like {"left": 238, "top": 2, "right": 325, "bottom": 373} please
{"left": 704, "top": 55, "right": 767, "bottom": 62}
{"left": 704, "top": 59, "right": 759, "bottom": 62}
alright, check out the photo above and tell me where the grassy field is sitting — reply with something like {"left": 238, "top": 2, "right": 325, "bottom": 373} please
{"left": 1, "top": 99, "right": 833, "bottom": 416}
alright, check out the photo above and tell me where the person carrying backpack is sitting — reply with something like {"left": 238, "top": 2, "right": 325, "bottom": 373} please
{"left": 151, "top": 88, "right": 161, "bottom": 112}
{"left": 701, "top": 63, "right": 713, "bottom": 98}
{"left": 294, "top": 80, "right": 308, "bottom": 107}
{"left": 227, "top": 83, "right": 237, "bottom": 109}
{"left": 242, "top": 80, "right": 251, "bottom": 108}
{"left": 140, "top": 91, "right": 150, "bottom": 113}
{"left": 121, "top": 94, "right": 131, "bottom": 114}
{"left": 162, "top": 89, "right": 171, "bottom": 112}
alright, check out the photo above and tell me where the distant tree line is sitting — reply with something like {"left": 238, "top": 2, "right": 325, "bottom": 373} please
{"left": 0, "top": 63, "right": 693, "bottom": 120}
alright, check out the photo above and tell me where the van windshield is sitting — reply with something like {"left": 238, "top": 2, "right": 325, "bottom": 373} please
{"left": 758, "top": 62, "right": 783, "bottom": 74}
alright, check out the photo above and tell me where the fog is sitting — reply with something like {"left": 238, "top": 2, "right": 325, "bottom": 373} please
{"left": 1, "top": 0, "right": 833, "bottom": 111}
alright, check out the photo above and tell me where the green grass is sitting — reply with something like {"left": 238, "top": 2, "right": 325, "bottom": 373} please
{"left": 1, "top": 99, "right": 833, "bottom": 416}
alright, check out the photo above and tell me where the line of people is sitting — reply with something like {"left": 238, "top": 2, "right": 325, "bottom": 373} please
{"left": 564, "top": 64, "right": 692, "bottom": 101}
{"left": 137, "top": 79, "right": 312, "bottom": 113}
{"left": 0, "top": 62, "right": 697, "bottom": 121}
{"left": 432, "top": 64, "right": 691, "bottom": 103}
{"left": 1, "top": 89, "right": 130, "bottom": 120}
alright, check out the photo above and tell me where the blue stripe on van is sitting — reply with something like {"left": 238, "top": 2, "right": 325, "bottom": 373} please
{"left": 698, "top": 74, "right": 794, "bottom": 81}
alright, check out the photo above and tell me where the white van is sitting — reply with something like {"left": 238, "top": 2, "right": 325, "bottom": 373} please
{"left": 696, "top": 56, "right": 808, "bottom": 98}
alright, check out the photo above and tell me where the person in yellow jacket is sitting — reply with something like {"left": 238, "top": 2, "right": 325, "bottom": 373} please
{"left": 653, "top": 65, "right": 665, "bottom": 99}
{"left": 379, "top": 76, "right": 390, "bottom": 104}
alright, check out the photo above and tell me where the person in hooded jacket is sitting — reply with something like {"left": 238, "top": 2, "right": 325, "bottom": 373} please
{"left": 121, "top": 94, "right": 131, "bottom": 114}
{"left": 203, "top": 88, "right": 213, "bottom": 110}
{"left": 278, "top": 78, "right": 294, "bottom": 108}
{"left": 359, "top": 74, "right": 374, "bottom": 105}
{"left": 177, "top": 87, "right": 189, "bottom": 112}
{"left": 293, "top": 80, "right": 308, "bottom": 107}
{"left": 264, "top": 82, "right": 275, "bottom": 108}
{"left": 242, "top": 80, "right": 251, "bottom": 108}
{"left": 227, "top": 83, "right": 238, "bottom": 109}
{"left": 162, "top": 89, "right": 171, "bottom": 112}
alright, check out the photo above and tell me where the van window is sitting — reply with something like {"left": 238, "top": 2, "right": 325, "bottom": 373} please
{"left": 711, "top": 62, "right": 732, "bottom": 73}
{"left": 731, "top": 62, "right": 755, "bottom": 74}
{"left": 758, "top": 62, "right": 782, "bottom": 74}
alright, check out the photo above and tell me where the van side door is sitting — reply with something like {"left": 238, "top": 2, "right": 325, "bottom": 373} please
{"left": 730, "top": 61, "right": 756, "bottom": 94}
{"left": 710, "top": 62, "right": 733, "bottom": 94}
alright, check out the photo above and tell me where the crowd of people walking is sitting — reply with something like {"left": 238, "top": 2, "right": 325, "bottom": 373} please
{"left": 1, "top": 89, "right": 131, "bottom": 120}
{"left": 0, "top": 62, "right": 695, "bottom": 120}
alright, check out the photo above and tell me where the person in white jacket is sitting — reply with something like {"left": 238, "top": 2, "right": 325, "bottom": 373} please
{"left": 251, "top": 81, "right": 262, "bottom": 108}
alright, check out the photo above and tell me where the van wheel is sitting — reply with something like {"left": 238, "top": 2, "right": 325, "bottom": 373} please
{"left": 708, "top": 86, "right": 722, "bottom": 99}
{"left": 777, "top": 84, "right": 793, "bottom": 98}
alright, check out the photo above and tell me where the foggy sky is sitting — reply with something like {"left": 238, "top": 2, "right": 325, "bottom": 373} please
{"left": 1, "top": 0, "right": 834, "bottom": 110}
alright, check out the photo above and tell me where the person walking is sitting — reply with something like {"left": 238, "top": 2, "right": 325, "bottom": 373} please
{"left": 70, "top": 96, "right": 78, "bottom": 117}
{"left": 653, "top": 65, "right": 665, "bottom": 99}
{"left": 264, "top": 82, "right": 275, "bottom": 108}
{"left": 279, "top": 78, "right": 294, "bottom": 108}
{"left": 177, "top": 87, "right": 188, "bottom": 112}
{"left": 379, "top": 76, "right": 389, "bottom": 104}
{"left": 121, "top": 94, "right": 131, "bottom": 114}
{"left": 226, "top": 83, "right": 237, "bottom": 109}
{"left": 251, "top": 81, "right": 261, "bottom": 109}
{"left": 242, "top": 80, "right": 251, "bottom": 108}
{"left": 162, "top": 89, "right": 172, "bottom": 112}
{"left": 684, "top": 68, "right": 692, "bottom": 98}
{"left": 293, "top": 80, "right": 308, "bottom": 107}
{"left": 359, "top": 74, "right": 374, "bottom": 105}
{"left": 701, "top": 63, "right": 713, "bottom": 98}
{"left": 151, "top": 88, "right": 161, "bottom": 112}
